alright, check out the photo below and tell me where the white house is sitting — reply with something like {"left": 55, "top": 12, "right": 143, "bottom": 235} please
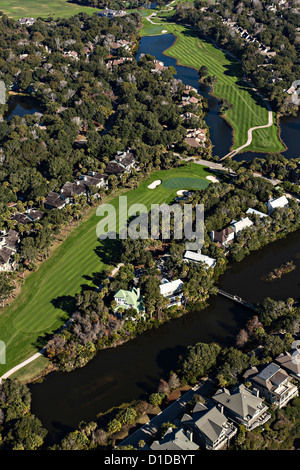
{"left": 183, "top": 250, "right": 216, "bottom": 269}
{"left": 246, "top": 208, "right": 268, "bottom": 219}
{"left": 267, "top": 195, "right": 289, "bottom": 215}
{"left": 230, "top": 217, "right": 253, "bottom": 235}
{"left": 159, "top": 279, "right": 184, "bottom": 308}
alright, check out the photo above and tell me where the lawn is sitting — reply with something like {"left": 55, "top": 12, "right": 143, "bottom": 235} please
{"left": 0, "top": 163, "right": 213, "bottom": 376}
{"left": 0, "top": 0, "right": 96, "bottom": 19}
{"left": 141, "top": 20, "right": 285, "bottom": 155}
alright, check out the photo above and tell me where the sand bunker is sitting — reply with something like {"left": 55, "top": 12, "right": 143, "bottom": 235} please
{"left": 148, "top": 180, "right": 162, "bottom": 189}
{"left": 206, "top": 175, "right": 220, "bottom": 183}
{"left": 176, "top": 190, "right": 189, "bottom": 196}
{"left": 161, "top": 30, "right": 168, "bottom": 33}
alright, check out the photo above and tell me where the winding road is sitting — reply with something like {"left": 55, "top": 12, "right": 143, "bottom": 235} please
{"left": 220, "top": 110, "right": 274, "bottom": 160}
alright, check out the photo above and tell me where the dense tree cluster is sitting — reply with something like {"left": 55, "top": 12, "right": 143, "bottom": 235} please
{"left": 0, "top": 379, "right": 47, "bottom": 450}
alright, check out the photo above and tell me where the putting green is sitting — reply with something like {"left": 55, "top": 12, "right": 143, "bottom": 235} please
{"left": 162, "top": 177, "right": 209, "bottom": 190}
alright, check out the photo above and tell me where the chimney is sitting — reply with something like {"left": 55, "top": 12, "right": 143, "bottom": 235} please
{"left": 136, "top": 287, "right": 140, "bottom": 299}
{"left": 218, "top": 404, "right": 224, "bottom": 414}
{"left": 186, "top": 430, "right": 193, "bottom": 441}
{"left": 252, "top": 388, "right": 259, "bottom": 397}
{"left": 210, "top": 231, "right": 214, "bottom": 241}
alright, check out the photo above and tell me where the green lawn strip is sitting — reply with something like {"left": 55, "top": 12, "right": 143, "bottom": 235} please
{"left": 0, "top": 164, "right": 212, "bottom": 375}
{"left": 0, "top": 0, "right": 96, "bottom": 19}
{"left": 141, "top": 20, "right": 284, "bottom": 154}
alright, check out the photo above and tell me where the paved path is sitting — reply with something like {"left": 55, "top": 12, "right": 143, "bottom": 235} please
{"left": 220, "top": 111, "right": 273, "bottom": 160}
{"left": 118, "top": 378, "right": 215, "bottom": 448}
{"left": 0, "top": 318, "right": 73, "bottom": 384}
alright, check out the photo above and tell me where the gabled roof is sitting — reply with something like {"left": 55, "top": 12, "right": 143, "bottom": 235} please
{"left": 184, "top": 250, "right": 216, "bottom": 267}
{"left": 276, "top": 350, "right": 300, "bottom": 376}
{"left": 150, "top": 428, "right": 199, "bottom": 451}
{"left": 182, "top": 405, "right": 228, "bottom": 443}
{"left": 212, "top": 384, "right": 263, "bottom": 419}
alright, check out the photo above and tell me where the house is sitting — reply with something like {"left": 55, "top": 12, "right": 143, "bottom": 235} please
{"left": 80, "top": 173, "right": 107, "bottom": 190}
{"left": 98, "top": 8, "right": 126, "bottom": 18}
{"left": 181, "top": 402, "right": 237, "bottom": 450}
{"left": 183, "top": 250, "right": 216, "bottom": 269}
{"left": 151, "top": 60, "right": 167, "bottom": 73}
{"left": 18, "top": 17, "right": 36, "bottom": 26}
{"left": 150, "top": 427, "right": 199, "bottom": 451}
{"left": 267, "top": 195, "right": 289, "bottom": 215}
{"left": 210, "top": 227, "right": 234, "bottom": 248}
{"left": 230, "top": 217, "right": 253, "bottom": 235}
{"left": 276, "top": 349, "right": 300, "bottom": 380}
{"left": 159, "top": 278, "right": 184, "bottom": 308}
{"left": 184, "top": 128, "right": 206, "bottom": 148}
{"left": 26, "top": 209, "right": 44, "bottom": 222}
{"left": 212, "top": 384, "right": 271, "bottom": 430}
{"left": 106, "top": 151, "right": 136, "bottom": 175}
{"left": 60, "top": 181, "right": 87, "bottom": 203}
{"left": 11, "top": 213, "right": 31, "bottom": 225}
{"left": 244, "top": 363, "right": 298, "bottom": 408}
{"left": 246, "top": 208, "right": 269, "bottom": 219}
{"left": 44, "top": 191, "right": 66, "bottom": 210}
{"left": 0, "top": 229, "right": 20, "bottom": 272}
{"left": 114, "top": 287, "right": 144, "bottom": 315}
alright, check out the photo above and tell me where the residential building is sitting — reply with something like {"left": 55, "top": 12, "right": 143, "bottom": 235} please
{"left": 210, "top": 227, "right": 234, "bottom": 248}
{"left": 183, "top": 250, "right": 216, "bottom": 269}
{"left": 181, "top": 402, "right": 237, "bottom": 450}
{"left": 246, "top": 208, "right": 269, "bottom": 219}
{"left": 26, "top": 209, "right": 44, "bottom": 222}
{"left": 212, "top": 384, "right": 271, "bottom": 430}
{"left": 150, "top": 427, "right": 199, "bottom": 451}
{"left": 275, "top": 349, "right": 300, "bottom": 380}
{"left": 245, "top": 363, "right": 299, "bottom": 408}
{"left": 267, "top": 195, "right": 289, "bottom": 214}
{"left": 0, "top": 229, "right": 20, "bottom": 271}
{"left": 159, "top": 278, "right": 184, "bottom": 308}
{"left": 151, "top": 60, "right": 167, "bottom": 73}
{"left": 60, "top": 181, "right": 87, "bottom": 203}
{"left": 230, "top": 217, "right": 253, "bottom": 235}
{"left": 98, "top": 8, "right": 126, "bottom": 18}
{"left": 114, "top": 287, "right": 144, "bottom": 315}
{"left": 44, "top": 191, "right": 66, "bottom": 210}
{"left": 80, "top": 173, "right": 107, "bottom": 190}
{"left": 18, "top": 17, "right": 36, "bottom": 26}
{"left": 106, "top": 151, "right": 136, "bottom": 175}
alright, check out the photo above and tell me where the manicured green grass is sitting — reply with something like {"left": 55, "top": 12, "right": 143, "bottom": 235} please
{"left": 141, "top": 20, "right": 285, "bottom": 155}
{"left": 0, "top": 0, "right": 96, "bottom": 19}
{"left": 0, "top": 163, "right": 213, "bottom": 376}
{"left": 162, "top": 177, "right": 209, "bottom": 190}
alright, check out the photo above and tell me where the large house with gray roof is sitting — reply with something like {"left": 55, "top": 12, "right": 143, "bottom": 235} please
{"left": 150, "top": 427, "right": 199, "bottom": 451}
{"left": 181, "top": 402, "right": 237, "bottom": 450}
{"left": 275, "top": 349, "right": 300, "bottom": 380}
{"left": 244, "top": 363, "right": 298, "bottom": 408}
{"left": 212, "top": 384, "right": 271, "bottom": 430}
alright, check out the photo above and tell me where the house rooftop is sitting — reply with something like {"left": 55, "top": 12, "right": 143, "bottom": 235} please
{"left": 184, "top": 250, "right": 216, "bottom": 268}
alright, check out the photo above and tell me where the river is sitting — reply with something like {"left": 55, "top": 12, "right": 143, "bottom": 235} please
{"left": 30, "top": 229, "right": 300, "bottom": 444}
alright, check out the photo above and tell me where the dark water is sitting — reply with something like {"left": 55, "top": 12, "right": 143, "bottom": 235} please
{"left": 30, "top": 229, "right": 300, "bottom": 443}
{"left": 137, "top": 34, "right": 300, "bottom": 162}
{"left": 4, "top": 95, "right": 41, "bottom": 121}
{"left": 136, "top": 34, "right": 233, "bottom": 159}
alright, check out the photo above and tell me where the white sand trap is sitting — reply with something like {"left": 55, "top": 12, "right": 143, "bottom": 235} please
{"left": 161, "top": 30, "right": 168, "bottom": 33}
{"left": 148, "top": 179, "right": 162, "bottom": 189}
{"left": 176, "top": 189, "right": 189, "bottom": 196}
{"left": 206, "top": 175, "right": 220, "bottom": 183}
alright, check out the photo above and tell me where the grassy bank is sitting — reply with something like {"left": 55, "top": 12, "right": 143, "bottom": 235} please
{"left": 0, "top": 164, "right": 213, "bottom": 377}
